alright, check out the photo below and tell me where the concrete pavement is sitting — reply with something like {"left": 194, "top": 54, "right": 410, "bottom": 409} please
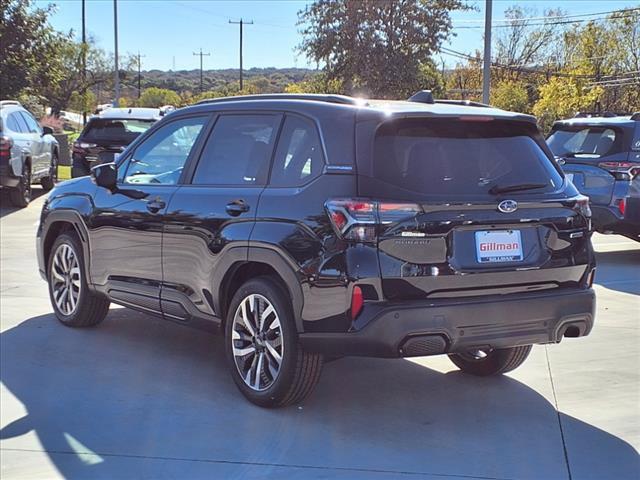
{"left": 1, "top": 188, "right": 638, "bottom": 479}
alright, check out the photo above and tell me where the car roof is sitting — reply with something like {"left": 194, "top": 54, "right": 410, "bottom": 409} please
{"left": 93, "top": 108, "right": 162, "bottom": 120}
{"left": 187, "top": 93, "right": 537, "bottom": 123}
{"left": 554, "top": 116, "right": 637, "bottom": 127}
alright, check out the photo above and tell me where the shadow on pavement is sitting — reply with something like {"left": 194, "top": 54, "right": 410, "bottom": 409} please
{"left": 0, "top": 186, "right": 47, "bottom": 219}
{"left": 594, "top": 248, "right": 640, "bottom": 296}
{"left": 1, "top": 310, "right": 638, "bottom": 480}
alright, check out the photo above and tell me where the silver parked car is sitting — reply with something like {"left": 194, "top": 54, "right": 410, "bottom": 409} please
{"left": 0, "top": 100, "right": 59, "bottom": 207}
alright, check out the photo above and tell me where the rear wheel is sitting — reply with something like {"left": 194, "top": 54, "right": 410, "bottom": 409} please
{"left": 448, "top": 345, "right": 532, "bottom": 376}
{"left": 225, "top": 277, "right": 323, "bottom": 407}
{"left": 9, "top": 163, "right": 31, "bottom": 208}
{"left": 41, "top": 152, "right": 58, "bottom": 191}
{"left": 47, "top": 232, "right": 110, "bottom": 327}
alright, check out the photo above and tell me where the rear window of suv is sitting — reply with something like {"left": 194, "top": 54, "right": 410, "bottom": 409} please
{"left": 82, "top": 118, "right": 155, "bottom": 144}
{"left": 370, "top": 118, "right": 562, "bottom": 200}
{"left": 547, "top": 125, "right": 623, "bottom": 158}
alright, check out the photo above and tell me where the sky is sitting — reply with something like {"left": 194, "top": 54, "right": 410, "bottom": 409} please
{"left": 35, "top": 0, "right": 639, "bottom": 72}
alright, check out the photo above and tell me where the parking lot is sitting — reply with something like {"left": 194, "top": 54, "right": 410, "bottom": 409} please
{"left": 1, "top": 187, "right": 638, "bottom": 480}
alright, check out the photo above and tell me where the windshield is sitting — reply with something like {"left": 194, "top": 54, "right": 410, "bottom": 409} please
{"left": 82, "top": 118, "right": 155, "bottom": 144}
{"left": 369, "top": 119, "right": 563, "bottom": 200}
{"left": 547, "top": 126, "right": 621, "bottom": 158}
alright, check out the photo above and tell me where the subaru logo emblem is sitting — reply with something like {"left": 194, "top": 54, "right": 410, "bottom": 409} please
{"left": 498, "top": 200, "right": 518, "bottom": 213}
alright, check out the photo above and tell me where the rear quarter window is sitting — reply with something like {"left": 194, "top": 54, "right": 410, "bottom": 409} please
{"left": 368, "top": 118, "right": 562, "bottom": 200}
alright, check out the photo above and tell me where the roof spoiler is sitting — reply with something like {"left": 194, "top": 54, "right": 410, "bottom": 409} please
{"left": 407, "top": 91, "right": 491, "bottom": 108}
{"left": 631, "top": 112, "right": 640, "bottom": 121}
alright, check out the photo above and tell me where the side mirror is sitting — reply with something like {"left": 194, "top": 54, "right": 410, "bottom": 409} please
{"left": 42, "top": 126, "right": 54, "bottom": 136}
{"left": 91, "top": 162, "right": 117, "bottom": 190}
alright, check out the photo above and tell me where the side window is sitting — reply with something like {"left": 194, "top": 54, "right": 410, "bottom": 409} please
{"left": 6, "top": 113, "right": 23, "bottom": 133}
{"left": 122, "top": 116, "right": 207, "bottom": 185}
{"left": 13, "top": 112, "right": 29, "bottom": 133}
{"left": 19, "top": 112, "right": 41, "bottom": 134}
{"left": 192, "top": 114, "right": 279, "bottom": 185}
{"left": 270, "top": 115, "right": 324, "bottom": 187}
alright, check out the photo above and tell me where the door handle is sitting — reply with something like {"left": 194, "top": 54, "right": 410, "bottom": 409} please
{"left": 226, "top": 199, "right": 250, "bottom": 217}
{"left": 146, "top": 199, "right": 166, "bottom": 213}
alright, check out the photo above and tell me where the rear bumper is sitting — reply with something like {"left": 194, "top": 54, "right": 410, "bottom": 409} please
{"left": 299, "top": 288, "right": 595, "bottom": 358}
{"left": 0, "top": 165, "right": 20, "bottom": 188}
{"left": 592, "top": 204, "right": 639, "bottom": 239}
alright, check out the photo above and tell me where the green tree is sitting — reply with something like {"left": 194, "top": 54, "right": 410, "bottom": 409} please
{"left": 491, "top": 80, "right": 529, "bottom": 112}
{"left": 138, "top": 87, "right": 181, "bottom": 107}
{"left": 68, "top": 89, "right": 97, "bottom": 112}
{"left": 0, "top": 0, "right": 67, "bottom": 98}
{"left": 297, "top": 0, "right": 468, "bottom": 98}
{"left": 533, "top": 77, "right": 603, "bottom": 132}
{"left": 284, "top": 73, "right": 343, "bottom": 94}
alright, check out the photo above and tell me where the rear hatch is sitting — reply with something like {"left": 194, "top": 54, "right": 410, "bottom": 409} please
{"left": 346, "top": 116, "right": 592, "bottom": 301}
{"left": 74, "top": 117, "right": 155, "bottom": 163}
{"left": 547, "top": 123, "right": 636, "bottom": 206}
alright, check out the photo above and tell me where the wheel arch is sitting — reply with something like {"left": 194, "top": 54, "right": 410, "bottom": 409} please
{"left": 216, "top": 247, "right": 304, "bottom": 333}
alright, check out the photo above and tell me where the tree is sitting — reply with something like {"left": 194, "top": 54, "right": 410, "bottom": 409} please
{"left": 533, "top": 77, "right": 603, "bottom": 132}
{"left": 0, "top": 0, "right": 67, "bottom": 98}
{"left": 138, "top": 87, "right": 181, "bottom": 107}
{"left": 284, "top": 73, "right": 343, "bottom": 94}
{"left": 69, "top": 90, "right": 97, "bottom": 112}
{"left": 297, "top": 0, "right": 468, "bottom": 98}
{"left": 491, "top": 80, "right": 529, "bottom": 112}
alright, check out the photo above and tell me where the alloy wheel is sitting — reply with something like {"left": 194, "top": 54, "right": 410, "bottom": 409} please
{"left": 50, "top": 243, "right": 81, "bottom": 315}
{"left": 231, "top": 294, "right": 284, "bottom": 391}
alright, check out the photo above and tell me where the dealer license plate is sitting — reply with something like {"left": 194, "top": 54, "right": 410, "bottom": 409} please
{"left": 475, "top": 230, "right": 523, "bottom": 263}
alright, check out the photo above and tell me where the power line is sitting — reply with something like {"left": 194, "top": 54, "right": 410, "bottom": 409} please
{"left": 229, "top": 18, "right": 253, "bottom": 90}
{"left": 193, "top": 48, "right": 211, "bottom": 93}
{"left": 453, "top": 9, "right": 639, "bottom": 29}
{"left": 454, "top": 7, "right": 640, "bottom": 24}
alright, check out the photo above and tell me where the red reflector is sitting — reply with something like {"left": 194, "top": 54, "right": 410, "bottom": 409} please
{"left": 351, "top": 286, "right": 363, "bottom": 320}
{"left": 617, "top": 198, "right": 626, "bottom": 215}
{"left": 330, "top": 210, "right": 348, "bottom": 230}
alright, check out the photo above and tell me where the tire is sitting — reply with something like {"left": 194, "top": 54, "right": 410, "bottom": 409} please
{"left": 224, "top": 276, "right": 323, "bottom": 407}
{"left": 41, "top": 152, "right": 58, "bottom": 191}
{"left": 47, "top": 232, "right": 110, "bottom": 327}
{"left": 9, "top": 163, "right": 31, "bottom": 208}
{"left": 448, "top": 345, "right": 532, "bottom": 376}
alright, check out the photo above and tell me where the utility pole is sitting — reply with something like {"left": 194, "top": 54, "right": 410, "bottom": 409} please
{"left": 136, "top": 51, "right": 146, "bottom": 98}
{"left": 81, "top": 0, "right": 87, "bottom": 124}
{"left": 193, "top": 48, "right": 211, "bottom": 93}
{"left": 113, "top": 0, "right": 120, "bottom": 107}
{"left": 229, "top": 18, "right": 253, "bottom": 90}
{"left": 482, "top": 0, "right": 492, "bottom": 104}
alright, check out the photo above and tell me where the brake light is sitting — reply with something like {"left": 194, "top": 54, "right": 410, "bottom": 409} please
{"left": 617, "top": 198, "right": 626, "bottom": 215}
{"left": 598, "top": 161, "right": 640, "bottom": 180}
{"left": 351, "top": 286, "right": 363, "bottom": 320}
{"left": 0, "top": 136, "right": 13, "bottom": 157}
{"left": 326, "top": 199, "right": 422, "bottom": 242}
{"left": 73, "top": 141, "right": 97, "bottom": 153}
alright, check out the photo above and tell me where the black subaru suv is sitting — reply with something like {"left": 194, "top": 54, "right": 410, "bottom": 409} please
{"left": 37, "top": 93, "right": 596, "bottom": 407}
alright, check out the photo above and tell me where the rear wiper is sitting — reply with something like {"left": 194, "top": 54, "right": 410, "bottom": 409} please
{"left": 488, "top": 183, "right": 547, "bottom": 195}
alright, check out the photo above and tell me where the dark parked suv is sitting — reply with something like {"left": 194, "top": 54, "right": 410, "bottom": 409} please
{"left": 37, "top": 93, "right": 596, "bottom": 407}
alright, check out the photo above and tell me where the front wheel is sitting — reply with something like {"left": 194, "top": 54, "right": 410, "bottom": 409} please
{"left": 41, "top": 152, "right": 58, "bottom": 191}
{"left": 225, "top": 277, "right": 323, "bottom": 407}
{"left": 448, "top": 345, "right": 532, "bottom": 376}
{"left": 47, "top": 232, "right": 110, "bottom": 327}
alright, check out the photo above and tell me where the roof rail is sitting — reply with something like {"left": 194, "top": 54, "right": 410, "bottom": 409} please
{"left": 408, "top": 90, "right": 434, "bottom": 104}
{"left": 195, "top": 94, "right": 362, "bottom": 106}
{"left": 631, "top": 112, "right": 640, "bottom": 121}
{"left": 574, "top": 111, "right": 621, "bottom": 118}
{"left": 434, "top": 99, "right": 491, "bottom": 108}
{"left": 0, "top": 100, "right": 21, "bottom": 107}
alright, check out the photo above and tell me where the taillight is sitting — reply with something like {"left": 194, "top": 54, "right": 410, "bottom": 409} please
{"left": 617, "top": 197, "right": 626, "bottom": 216}
{"left": 73, "top": 141, "right": 97, "bottom": 153}
{"left": 598, "top": 161, "right": 640, "bottom": 180}
{"left": 0, "top": 135, "right": 13, "bottom": 157}
{"left": 350, "top": 286, "right": 363, "bottom": 320}
{"left": 326, "top": 198, "right": 422, "bottom": 242}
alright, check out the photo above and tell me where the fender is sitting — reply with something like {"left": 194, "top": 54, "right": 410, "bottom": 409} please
{"left": 212, "top": 243, "right": 305, "bottom": 332}
{"left": 37, "top": 194, "right": 95, "bottom": 286}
